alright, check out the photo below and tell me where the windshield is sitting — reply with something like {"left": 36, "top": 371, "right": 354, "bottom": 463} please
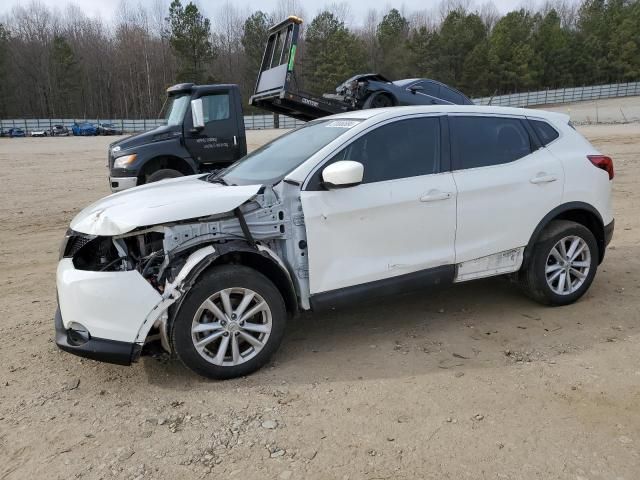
{"left": 221, "top": 119, "right": 362, "bottom": 185}
{"left": 165, "top": 94, "right": 190, "bottom": 126}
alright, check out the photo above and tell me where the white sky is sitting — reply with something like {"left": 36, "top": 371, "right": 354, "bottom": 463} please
{"left": 0, "top": 0, "right": 540, "bottom": 27}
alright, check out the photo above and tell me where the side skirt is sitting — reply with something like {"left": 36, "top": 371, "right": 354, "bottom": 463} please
{"left": 454, "top": 247, "right": 524, "bottom": 283}
{"left": 309, "top": 265, "right": 455, "bottom": 311}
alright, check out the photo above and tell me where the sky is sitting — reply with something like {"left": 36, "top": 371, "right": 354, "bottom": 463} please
{"left": 0, "top": 0, "right": 536, "bottom": 27}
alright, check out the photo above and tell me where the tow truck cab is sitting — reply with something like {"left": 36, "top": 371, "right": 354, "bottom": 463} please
{"left": 108, "top": 83, "right": 247, "bottom": 192}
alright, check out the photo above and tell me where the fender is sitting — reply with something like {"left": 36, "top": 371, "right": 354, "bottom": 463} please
{"left": 129, "top": 137, "right": 198, "bottom": 176}
{"left": 524, "top": 201, "right": 605, "bottom": 265}
{"left": 135, "top": 241, "right": 298, "bottom": 351}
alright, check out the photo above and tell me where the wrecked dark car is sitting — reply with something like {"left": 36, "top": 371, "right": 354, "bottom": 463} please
{"left": 330, "top": 74, "right": 474, "bottom": 109}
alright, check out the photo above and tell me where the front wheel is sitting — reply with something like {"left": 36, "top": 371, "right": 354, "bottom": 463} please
{"left": 520, "top": 220, "right": 598, "bottom": 306}
{"left": 363, "top": 92, "right": 394, "bottom": 109}
{"left": 171, "top": 265, "right": 287, "bottom": 379}
{"left": 146, "top": 168, "right": 184, "bottom": 183}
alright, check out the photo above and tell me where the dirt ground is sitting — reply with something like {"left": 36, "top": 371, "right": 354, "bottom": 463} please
{"left": 0, "top": 124, "right": 639, "bottom": 480}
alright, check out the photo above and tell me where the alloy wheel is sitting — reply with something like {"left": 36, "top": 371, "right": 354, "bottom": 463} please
{"left": 545, "top": 235, "right": 591, "bottom": 295}
{"left": 191, "top": 287, "right": 272, "bottom": 366}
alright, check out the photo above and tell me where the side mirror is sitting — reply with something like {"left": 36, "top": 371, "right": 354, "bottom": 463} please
{"left": 191, "top": 98, "right": 205, "bottom": 131}
{"left": 322, "top": 161, "right": 364, "bottom": 189}
{"left": 409, "top": 85, "right": 424, "bottom": 94}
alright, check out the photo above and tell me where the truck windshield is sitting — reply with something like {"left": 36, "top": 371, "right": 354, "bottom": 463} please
{"left": 220, "top": 119, "right": 362, "bottom": 186}
{"left": 165, "top": 94, "right": 190, "bottom": 126}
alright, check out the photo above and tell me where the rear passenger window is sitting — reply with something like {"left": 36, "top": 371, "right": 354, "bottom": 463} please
{"left": 530, "top": 119, "right": 560, "bottom": 145}
{"left": 328, "top": 117, "right": 440, "bottom": 184}
{"left": 451, "top": 116, "right": 532, "bottom": 170}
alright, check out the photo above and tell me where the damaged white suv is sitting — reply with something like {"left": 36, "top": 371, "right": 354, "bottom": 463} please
{"left": 56, "top": 105, "right": 614, "bottom": 379}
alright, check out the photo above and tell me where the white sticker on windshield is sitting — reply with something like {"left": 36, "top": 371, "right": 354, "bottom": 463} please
{"left": 325, "top": 120, "right": 359, "bottom": 128}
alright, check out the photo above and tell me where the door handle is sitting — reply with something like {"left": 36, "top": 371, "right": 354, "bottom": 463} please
{"left": 530, "top": 174, "right": 557, "bottom": 184}
{"left": 420, "top": 190, "right": 452, "bottom": 202}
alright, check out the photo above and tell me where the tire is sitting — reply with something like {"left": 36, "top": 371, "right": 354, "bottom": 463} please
{"left": 363, "top": 92, "right": 394, "bottom": 109}
{"left": 171, "top": 265, "right": 287, "bottom": 379}
{"left": 146, "top": 169, "right": 184, "bottom": 183}
{"left": 520, "top": 220, "right": 598, "bottom": 306}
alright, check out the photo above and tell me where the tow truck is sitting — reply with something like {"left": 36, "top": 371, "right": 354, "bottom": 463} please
{"left": 249, "top": 16, "right": 473, "bottom": 121}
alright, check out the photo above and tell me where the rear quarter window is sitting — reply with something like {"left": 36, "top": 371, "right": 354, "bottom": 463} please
{"left": 530, "top": 119, "right": 560, "bottom": 145}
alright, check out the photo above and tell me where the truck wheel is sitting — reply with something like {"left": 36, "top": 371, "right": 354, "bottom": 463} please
{"left": 363, "top": 92, "right": 394, "bottom": 109}
{"left": 171, "top": 265, "right": 287, "bottom": 379}
{"left": 146, "top": 169, "right": 184, "bottom": 183}
{"left": 520, "top": 220, "right": 598, "bottom": 306}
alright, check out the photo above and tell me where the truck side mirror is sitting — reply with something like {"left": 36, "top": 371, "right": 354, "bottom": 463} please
{"left": 191, "top": 98, "right": 205, "bottom": 131}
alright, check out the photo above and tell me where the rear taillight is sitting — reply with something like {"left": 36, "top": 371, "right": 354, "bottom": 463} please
{"left": 588, "top": 155, "right": 614, "bottom": 180}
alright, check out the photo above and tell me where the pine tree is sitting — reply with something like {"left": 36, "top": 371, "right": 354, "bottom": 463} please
{"left": 166, "top": 0, "right": 214, "bottom": 83}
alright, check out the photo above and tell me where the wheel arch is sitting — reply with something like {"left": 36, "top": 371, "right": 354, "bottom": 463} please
{"left": 173, "top": 243, "right": 298, "bottom": 318}
{"left": 138, "top": 155, "right": 196, "bottom": 184}
{"left": 525, "top": 202, "right": 605, "bottom": 265}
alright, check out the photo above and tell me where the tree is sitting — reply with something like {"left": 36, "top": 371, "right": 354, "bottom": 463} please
{"left": 166, "top": 0, "right": 214, "bottom": 83}
{"left": 532, "top": 9, "right": 574, "bottom": 88}
{"left": 487, "top": 10, "right": 538, "bottom": 92}
{"left": 431, "top": 11, "right": 488, "bottom": 89}
{"left": 376, "top": 8, "right": 410, "bottom": 78}
{"left": 50, "top": 36, "right": 81, "bottom": 116}
{"left": 0, "top": 24, "right": 9, "bottom": 117}
{"left": 241, "top": 11, "right": 272, "bottom": 100}
{"left": 304, "top": 11, "right": 366, "bottom": 95}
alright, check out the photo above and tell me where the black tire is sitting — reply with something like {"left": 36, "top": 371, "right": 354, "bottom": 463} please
{"left": 363, "top": 92, "right": 394, "bottom": 109}
{"left": 171, "top": 265, "right": 287, "bottom": 379}
{"left": 520, "top": 220, "right": 598, "bottom": 306}
{"left": 146, "top": 169, "right": 184, "bottom": 183}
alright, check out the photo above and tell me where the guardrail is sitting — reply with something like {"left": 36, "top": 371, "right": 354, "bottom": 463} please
{"left": 474, "top": 81, "right": 640, "bottom": 107}
{"left": 0, "top": 114, "right": 305, "bottom": 134}
{"left": 2, "top": 81, "right": 639, "bottom": 133}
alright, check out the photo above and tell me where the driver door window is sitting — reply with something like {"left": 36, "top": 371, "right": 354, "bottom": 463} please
{"left": 202, "top": 93, "right": 230, "bottom": 123}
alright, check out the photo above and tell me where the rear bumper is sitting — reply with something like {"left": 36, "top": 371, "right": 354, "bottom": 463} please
{"left": 55, "top": 306, "right": 140, "bottom": 366}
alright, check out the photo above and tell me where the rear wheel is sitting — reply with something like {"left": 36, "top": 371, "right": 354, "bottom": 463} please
{"left": 171, "top": 265, "right": 287, "bottom": 379}
{"left": 146, "top": 168, "right": 184, "bottom": 183}
{"left": 520, "top": 220, "right": 598, "bottom": 306}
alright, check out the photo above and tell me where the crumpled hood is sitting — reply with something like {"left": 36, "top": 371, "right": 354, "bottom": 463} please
{"left": 70, "top": 175, "right": 262, "bottom": 236}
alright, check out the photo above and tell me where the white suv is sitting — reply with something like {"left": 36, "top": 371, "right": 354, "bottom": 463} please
{"left": 55, "top": 105, "right": 614, "bottom": 379}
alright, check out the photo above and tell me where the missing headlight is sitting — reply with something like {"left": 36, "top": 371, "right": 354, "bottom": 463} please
{"left": 73, "top": 236, "right": 128, "bottom": 271}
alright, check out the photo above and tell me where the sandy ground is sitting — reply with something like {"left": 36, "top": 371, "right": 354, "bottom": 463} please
{"left": 0, "top": 124, "right": 639, "bottom": 480}
{"left": 533, "top": 96, "right": 640, "bottom": 124}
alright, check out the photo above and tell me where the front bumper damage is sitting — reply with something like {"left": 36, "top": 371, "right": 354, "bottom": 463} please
{"left": 55, "top": 258, "right": 164, "bottom": 365}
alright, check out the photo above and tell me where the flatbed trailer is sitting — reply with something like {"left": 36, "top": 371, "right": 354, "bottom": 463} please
{"left": 249, "top": 16, "right": 352, "bottom": 122}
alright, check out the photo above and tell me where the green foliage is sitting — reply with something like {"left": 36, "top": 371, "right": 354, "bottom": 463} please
{"left": 242, "top": 11, "right": 272, "bottom": 75}
{"left": 432, "top": 11, "right": 488, "bottom": 88}
{"left": 488, "top": 10, "right": 538, "bottom": 92}
{"left": 50, "top": 36, "right": 80, "bottom": 96}
{"left": 304, "top": 11, "right": 367, "bottom": 94}
{"left": 376, "top": 9, "right": 410, "bottom": 78}
{"left": 166, "top": 0, "right": 214, "bottom": 83}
